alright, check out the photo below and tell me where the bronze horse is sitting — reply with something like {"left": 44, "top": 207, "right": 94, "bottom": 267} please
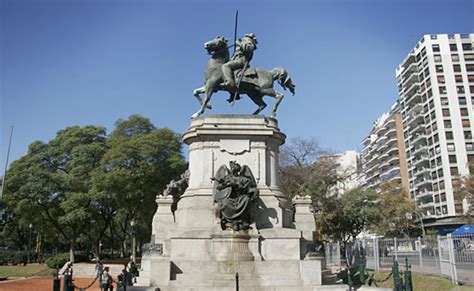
{"left": 192, "top": 36, "right": 295, "bottom": 119}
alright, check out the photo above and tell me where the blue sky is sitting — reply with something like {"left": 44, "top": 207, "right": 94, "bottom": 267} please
{"left": 1, "top": 0, "right": 473, "bottom": 173}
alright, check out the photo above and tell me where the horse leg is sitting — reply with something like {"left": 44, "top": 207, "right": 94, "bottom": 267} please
{"left": 247, "top": 91, "right": 267, "bottom": 115}
{"left": 193, "top": 86, "right": 212, "bottom": 110}
{"left": 271, "top": 92, "right": 284, "bottom": 118}
{"left": 258, "top": 87, "right": 283, "bottom": 118}
{"left": 191, "top": 79, "right": 217, "bottom": 119}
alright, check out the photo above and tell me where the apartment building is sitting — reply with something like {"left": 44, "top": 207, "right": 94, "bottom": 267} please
{"left": 361, "top": 102, "right": 410, "bottom": 194}
{"left": 320, "top": 150, "right": 361, "bottom": 196}
{"left": 396, "top": 33, "right": 474, "bottom": 226}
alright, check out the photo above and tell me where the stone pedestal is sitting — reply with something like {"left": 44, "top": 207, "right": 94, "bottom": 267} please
{"left": 137, "top": 115, "right": 323, "bottom": 290}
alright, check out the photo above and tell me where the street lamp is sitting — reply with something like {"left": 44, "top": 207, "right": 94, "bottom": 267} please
{"left": 27, "top": 223, "right": 33, "bottom": 263}
{"left": 414, "top": 212, "right": 426, "bottom": 237}
{"left": 130, "top": 219, "right": 136, "bottom": 263}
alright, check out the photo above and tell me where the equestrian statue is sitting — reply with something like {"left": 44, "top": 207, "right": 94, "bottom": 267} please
{"left": 192, "top": 34, "right": 295, "bottom": 119}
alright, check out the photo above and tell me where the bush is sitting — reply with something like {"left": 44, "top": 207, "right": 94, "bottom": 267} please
{"left": 0, "top": 250, "right": 28, "bottom": 265}
{"left": 45, "top": 252, "right": 90, "bottom": 268}
{"left": 0, "top": 251, "right": 12, "bottom": 265}
{"left": 12, "top": 251, "right": 27, "bottom": 265}
{"left": 45, "top": 253, "right": 70, "bottom": 269}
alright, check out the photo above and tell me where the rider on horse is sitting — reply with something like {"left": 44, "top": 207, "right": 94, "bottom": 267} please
{"left": 221, "top": 33, "right": 258, "bottom": 102}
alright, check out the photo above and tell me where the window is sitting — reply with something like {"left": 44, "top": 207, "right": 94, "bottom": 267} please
{"left": 442, "top": 108, "right": 450, "bottom": 116}
{"left": 433, "top": 133, "right": 439, "bottom": 143}
{"left": 449, "top": 155, "right": 457, "bottom": 163}
{"left": 465, "top": 54, "right": 474, "bottom": 61}
{"left": 432, "top": 44, "right": 440, "bottom": 52}
{"left": 467, "top": 143, "right": 474, "bottom": 151}
{"left": 451, "top": 167, "right": 459, "bottom": 176}
{"left": 431, "top": 35, "right": 438, "bottom": 40}
{"left": 427, "top": 88, "right": 433, "bottom": 97}
{"left": 455, "top": 75, "right": 463, "bottom": 83}
{"left": 463, "top": 119, "right": 471, "bottom": 127}
{"left": 437, "top": 76, "right": 445, "bottom": 83}
{"left": 424, "top": 67, "right": 430, "bottom": 78}
{"left": 469, "top": 75, "right": 474, "bottom": 82}
{"left": 467, "top": 64, "right": 474, "bottom": 72}
{"left": 459, "top": 96, "right": 467, "bottom": 105}
{"left": 471, "top": 85, "right": 474, "bottom": 93}
{"left": 440, "top": 97, "right": 448, "bottom": 105}
{"left": 464, "top": 131, "right": 472, "bottom": 139}
{"left": 447, "top": 143, "right": 456, "bottom": 152}
{"left": 454, "top": 64, "right": 461, "bottom": 72}
{"left": 444, "top": 120, "right": 452, "bottom": 128}
{"left": 463, "top": 43, "right": 473, "bottom": 51}
{"left": 446, "top": 131, "right": 454, "bottom": 140}
{"left": 434, "top": 55, "right": 442, "bottom": 62}
{"left": 461, "top": 108, "right": 469, "bottom": 116}
{"left": 438, "top": 168, "right": 444, "bottom": 177}
{"left": 439, "top": 86, "right": 447, "bottom": 94}
{"left": 457, "top": 86, "right": 465, "bottom": 93}
{"left": 452, "top": 54, "right": 460, "bottom": 62}
{"left": 435, "top": 65, "right": 443, "bottom": 73}
{"left": 450, "top": 44, "right": 458, "bottom": 51}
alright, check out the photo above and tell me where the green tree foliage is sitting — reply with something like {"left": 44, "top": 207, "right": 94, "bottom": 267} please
{"left": 370, "top": 181, "right": 419, "bottom": 238}
{"left": 4, "top": 126, "right": 107, "bottom": 261}
{"left": 316, "top": 187, "right": 380, "bottom": 243}
{"left": 454, "top": 161, "right": 474, "bottom": 222}
{"left": 92, "top": 115, "right": 185, "bottom": 255}
{"left": 2, "top": 115, "right": 186, "bottom": 261}
{"left": 280, "top": 137, "right": 379, "bottom": 241}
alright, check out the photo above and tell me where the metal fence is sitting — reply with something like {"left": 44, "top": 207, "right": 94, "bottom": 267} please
{"left": 349, "top": 234, "right": 474, "bottom": 285}
{"left": 325, "top": 241, "right": 341, "bottom": 268}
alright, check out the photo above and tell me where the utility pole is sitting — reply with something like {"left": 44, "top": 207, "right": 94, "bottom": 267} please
{"left": 1, "top": 125, "right": 14, "bottom": 200}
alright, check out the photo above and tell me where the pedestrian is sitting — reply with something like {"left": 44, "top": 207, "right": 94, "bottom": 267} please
{"left": 101, "top": 266, "right": 112, "bottom": 291}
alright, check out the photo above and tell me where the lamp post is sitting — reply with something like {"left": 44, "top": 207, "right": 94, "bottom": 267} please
{"left": 414, "top": 212, "right": 426, "bottom": 237}
{"left": 27, "top": 223, "right": 33, "bottom": 263}
{"left": 130, "top": 220, "right": 136, "bottom": 263}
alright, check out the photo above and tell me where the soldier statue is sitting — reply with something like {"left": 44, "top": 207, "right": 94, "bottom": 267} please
{"left": 192, "top": 32, "right": 295, "bottom": 119}
{"left": 221, "top": 33, "right": 258, "bottom": 102}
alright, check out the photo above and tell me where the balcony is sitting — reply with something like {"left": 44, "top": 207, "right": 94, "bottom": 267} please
{"left": 411, "top": 133, "right": 426, "bottom": 145}
{"left": 415, "top": 189, "right": 432, "bottom": 198}
{"left": 412, "top": 144, "right": 428, "bottom": 155}
{"left": 415, "top": 179, "right": 432, "bottom": 190}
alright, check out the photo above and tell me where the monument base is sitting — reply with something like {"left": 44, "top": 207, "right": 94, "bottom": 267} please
{"left": 136, "top": 115, "right": 323, "bottom": 290}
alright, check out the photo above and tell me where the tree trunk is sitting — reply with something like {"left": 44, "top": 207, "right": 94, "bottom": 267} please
{"left": 69, "top": 240, "right": 75, "bottom": 263}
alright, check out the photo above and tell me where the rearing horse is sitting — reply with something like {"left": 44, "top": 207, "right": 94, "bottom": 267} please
{"left": 192, "top": 36, "right": 295, "bottom": 119}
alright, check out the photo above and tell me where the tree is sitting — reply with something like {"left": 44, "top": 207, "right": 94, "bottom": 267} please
{"left": 369, "top": 181, "right": 419, "bottom": 238}
{"left": 280, "top": 137, "right": 376, "bottom": 242}
{"left": 4, "top": 126, "right": 108, "bottom": 261}
{"left": 316, "top": 187, "right": 380, "bottom": 244}
{"left": 92, "top": 115, "right": 185, "bottom": 257}
{"left": 455, "top": 161, "right": 474, "bottom": 222}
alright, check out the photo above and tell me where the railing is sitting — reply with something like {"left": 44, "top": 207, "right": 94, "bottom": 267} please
{"left": 329, "top": 234, "right": 474, "bottom": 286}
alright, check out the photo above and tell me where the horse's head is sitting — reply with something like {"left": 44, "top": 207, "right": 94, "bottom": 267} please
{"left": 204, "top": 36, "right": 228, "bottom": 55}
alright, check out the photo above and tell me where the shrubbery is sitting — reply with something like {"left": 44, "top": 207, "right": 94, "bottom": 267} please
{"left": 45, "top": 252, "right": 90, "bottom": 268}
{"left": 0, "top": 250, "right": 28, "bottom": 265}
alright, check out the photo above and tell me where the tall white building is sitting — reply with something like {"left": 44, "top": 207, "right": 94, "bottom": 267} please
{"left": 396, "top": 33, "right": 474, "bottom": 227}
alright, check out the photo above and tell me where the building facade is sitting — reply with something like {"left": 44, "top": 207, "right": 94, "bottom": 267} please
{"left": 396, "top": 33, "right": 474, "bottom": 228}
{"left": 320, "top": 150, "right": 361, "bottom": 196}
{"left": 361, "top": 102, "right": 410, "bottom": 194}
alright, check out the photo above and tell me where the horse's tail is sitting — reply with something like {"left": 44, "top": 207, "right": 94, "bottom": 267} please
{"left": 270, "top": 67, "right": 296, "bottom": 95}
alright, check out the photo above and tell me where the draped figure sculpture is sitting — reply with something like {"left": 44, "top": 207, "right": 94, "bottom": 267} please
{"left": 211, "top": 161, "right": 259, "bottom": 231}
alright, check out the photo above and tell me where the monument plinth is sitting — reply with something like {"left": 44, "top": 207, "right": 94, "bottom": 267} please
{"left": 136, "top": 115, "right": 323, "bottom": 290}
